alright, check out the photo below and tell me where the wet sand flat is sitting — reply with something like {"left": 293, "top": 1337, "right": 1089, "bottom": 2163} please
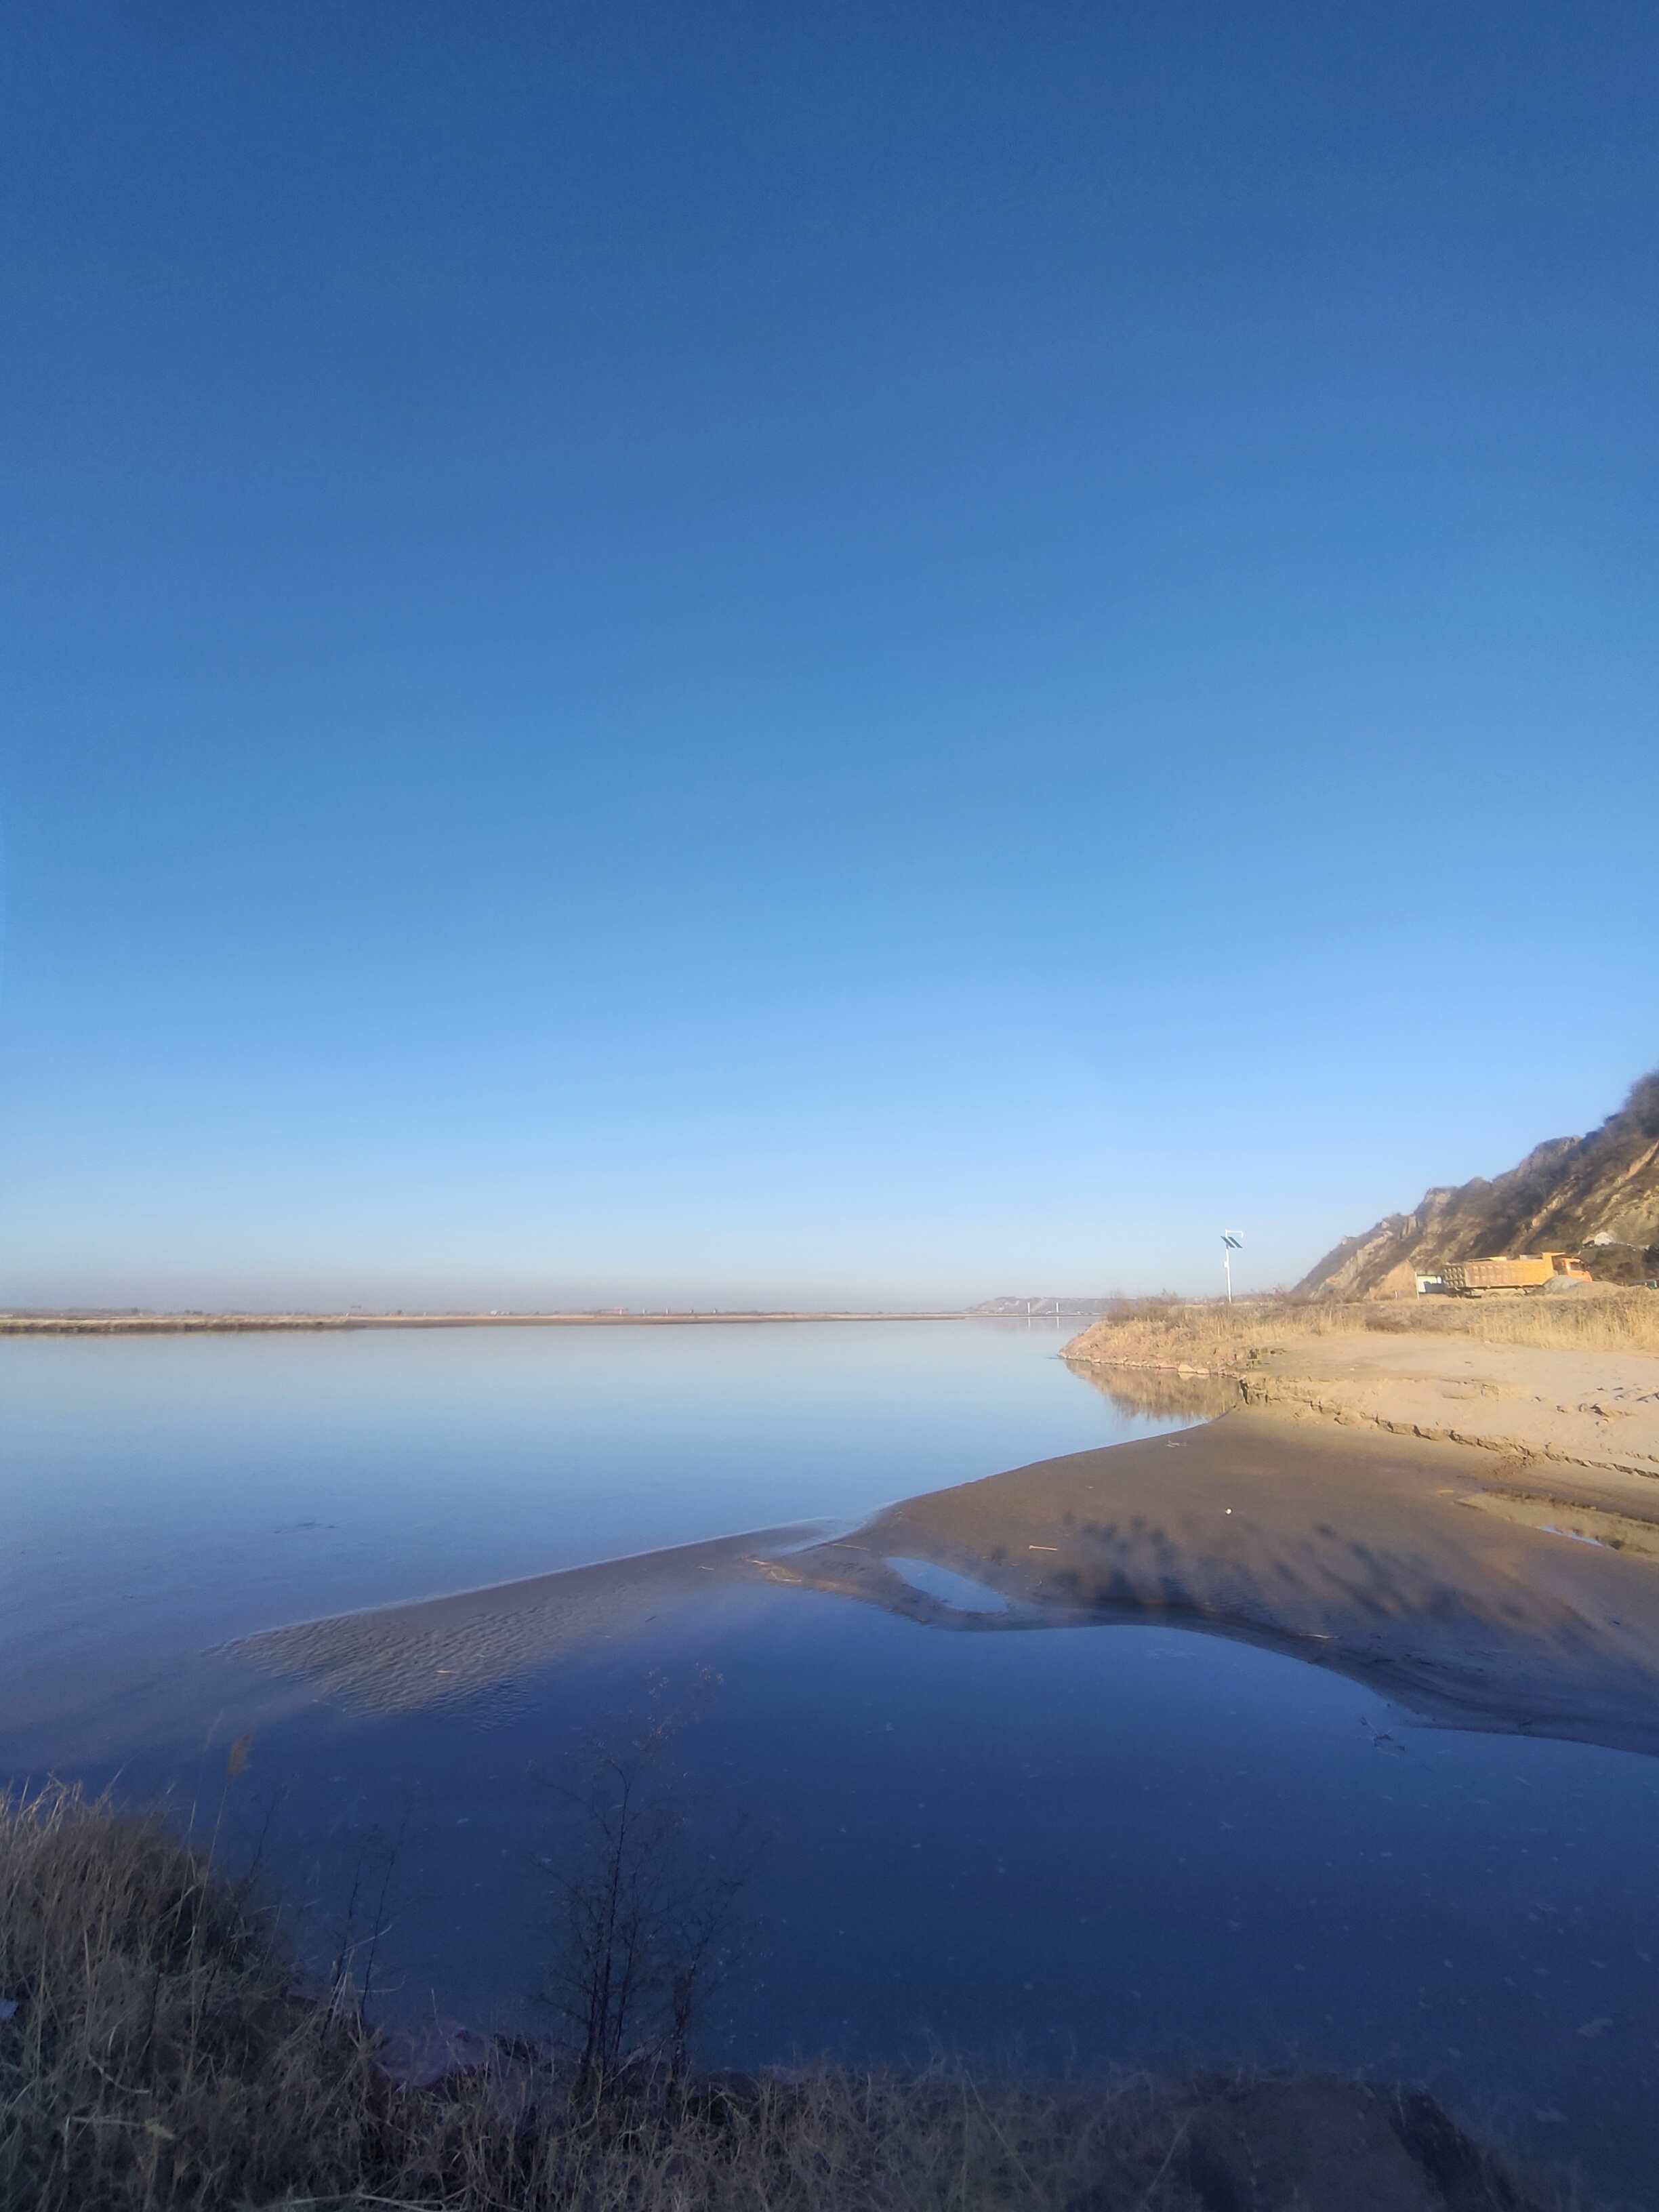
{"left": 764, "top": 1408, "right": 1659, "bottom": 1755}
{"left": 232, "top": 1525, "right": 815, "bottom": 1714}
{"left": 221, "top": 1408, "right": 1659, "bottom": 1762}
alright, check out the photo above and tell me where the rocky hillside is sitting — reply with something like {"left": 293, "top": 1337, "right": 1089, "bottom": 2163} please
{"left": 1296, "top": 1069, "right": 1659, "bottom": 1298}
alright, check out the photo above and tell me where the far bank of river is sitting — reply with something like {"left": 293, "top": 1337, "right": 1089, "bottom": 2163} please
{"left": 0, "top": 1307, "right": 978, "bottom": 1334}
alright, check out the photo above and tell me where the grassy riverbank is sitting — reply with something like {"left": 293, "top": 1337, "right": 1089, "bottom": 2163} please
{"left": 1063, "top": 1291, "right": 1659, "bottom": 1479}
{"left": 1066, "top": 1288, "right": 1659, "bottom": 1368}
{"left": 1, "top": 1787, "right": 1545, "bottom": 2211}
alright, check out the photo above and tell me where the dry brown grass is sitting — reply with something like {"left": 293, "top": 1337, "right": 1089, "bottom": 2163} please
{"left": 0, "top": 1786, "right": 1547, "bottom": 2211}
{"left": 1406, "top": 1288, "right": 1659, "bottom": 1356}
{"left": 1065, "top": 1289, "right": 1659, "bottom": 1372}
{"left": 0, "top": 1783, "right": 380, "bottom": 2209}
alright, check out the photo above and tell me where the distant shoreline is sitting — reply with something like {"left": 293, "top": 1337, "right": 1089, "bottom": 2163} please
{"left": 0, "top": 1307, "right": 993, "bottom": 1336}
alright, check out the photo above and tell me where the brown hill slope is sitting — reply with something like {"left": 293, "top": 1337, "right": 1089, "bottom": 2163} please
{"left": 1296, "top": 1069, "right": 1659, "bottom": 1297}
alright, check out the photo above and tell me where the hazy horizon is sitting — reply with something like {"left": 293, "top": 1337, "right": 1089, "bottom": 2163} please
{"left": 3, "top": 3, "right": 1655, "bottom": 1309}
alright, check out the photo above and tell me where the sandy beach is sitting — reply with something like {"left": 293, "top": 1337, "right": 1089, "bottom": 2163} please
{"left": 1227, "top": 1332, "right": 1659, "bottom": 1477}
{"left": 1065, "top": 1294, "right": 1659, "bottom": 1479}
{"left": 761, "top": 1408, "right": 1659, "bottom": 1753}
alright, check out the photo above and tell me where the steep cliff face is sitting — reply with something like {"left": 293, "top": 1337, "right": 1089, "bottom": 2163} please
{"left": 1296, "top": 1071, "right": 1659, "bottom": 1298}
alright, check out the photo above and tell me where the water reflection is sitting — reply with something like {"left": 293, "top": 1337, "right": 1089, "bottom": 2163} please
{"left": 883, "top": 1557, "right": 1011, "bottom": 1612}
{"left": 135, "top": 1582, "right": 1659, "bottom": 2200}
{"left": 0, "top": 1319, "right": 1177, "bottom": 1680}
{"left": 7, "top": 1334, "right": 1659, "bottom": 2197}
{"left": 1070, "top": 1362, "right": 1240, "bottom": 1425}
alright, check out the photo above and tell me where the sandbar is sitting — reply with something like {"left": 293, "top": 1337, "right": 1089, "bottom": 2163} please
{"left": 226, "top": 1408, "right": 1659, "bottom": 1760}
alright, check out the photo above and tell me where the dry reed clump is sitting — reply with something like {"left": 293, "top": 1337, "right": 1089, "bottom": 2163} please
{"left": 0, "top": 1782, "right": 384, "bottom": 2209}
{"left": 0, "top": 1787, "right": 1547, "bottom": 2211}
{"left": 1421, "top": 1287, "right": 1659, "bottom": 1356}
{"left": 387, "top": 2066, "right": 1204, "bottom": 2212}
{"left": 1061, "top": 1298, "right": 1362, "bottom": 1376}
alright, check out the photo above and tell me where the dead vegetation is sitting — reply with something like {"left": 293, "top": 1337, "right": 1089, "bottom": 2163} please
{"left": 1380, "top": 1284, "right": 1659, "bottom": 1356}
{"left": 0, "top": 1785, "right": 1551, "bottom": 2210}
{"left": 1065, "top": 1287, "right": 1659, "bottom": 1374}
{"left": 0, "top": 1783, "right": 377, "bottom": 2209}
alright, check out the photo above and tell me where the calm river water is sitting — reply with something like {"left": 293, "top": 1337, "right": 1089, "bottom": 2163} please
{"left": 2, "top": 1321, "right": 1656, "bottom": 2200}
{"left": 0, "top": 1319, "right": 1165, "bottom": 1671}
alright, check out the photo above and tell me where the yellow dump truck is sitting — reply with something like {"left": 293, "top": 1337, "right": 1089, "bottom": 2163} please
{"left": 1441, "top": 1253, "right": 1591, "bottom": 1294}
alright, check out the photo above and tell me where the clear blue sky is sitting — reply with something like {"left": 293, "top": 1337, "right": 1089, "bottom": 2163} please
{"left": 2, "top": 2, "right": 1655, "bottom": 1309}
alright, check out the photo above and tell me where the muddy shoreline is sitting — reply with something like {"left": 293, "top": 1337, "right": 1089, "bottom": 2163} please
{"left": 224, "top": 1406, "right": 1659, "bottom": 1761}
